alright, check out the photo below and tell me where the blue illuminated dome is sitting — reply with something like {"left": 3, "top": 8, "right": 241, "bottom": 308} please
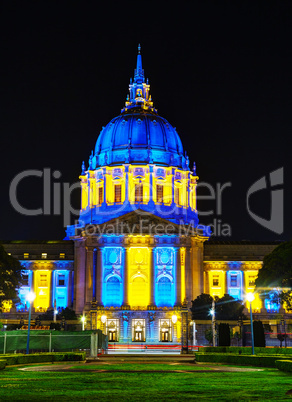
{"left": 92, "top": 45, "right": 189, "bottom": 170}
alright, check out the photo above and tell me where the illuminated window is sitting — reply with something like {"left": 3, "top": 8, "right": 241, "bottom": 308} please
{"left": 41, "top": 253, "right": 47, "bottom": 259}
{"left": 40, "top": 274, "right": 48, "bottom": 286}
{"left": 157, "top": 185, "right": 163, "bottom": 203}
{"left": 213, "top": 275, "right": 219, "bottom": 287}
{"left": 58, "top": 275, "right": 65, "bottom": 286}
{"left": 135, "top": 184, "right": 143, "bottom": 202}
{"left": 248, "top": 276, "right": 256, "bottom": 287}
{"left": 105, "top": 276, "right": 122, "bottom": 307}
{"left": 98, "top": 187, "right": 103, "bottom": 204}
{"left": 24, "top": 253, "right": 29, "bottom": 259}
{"left": 175, "top": 187, "right": 180, "bottom": 204}
{"left": 230, "top": 275, "right": 237, "bottom": 287}
{"left": 157, "top": 277, "right": 172, "bottom": 307}
{"left": 59, "top": 253, "right": 65, "bottom": 259}
{"left": 114, "top": 184, "right": 121, "bottom": 203}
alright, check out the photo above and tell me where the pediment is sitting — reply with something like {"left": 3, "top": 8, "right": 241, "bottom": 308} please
{"left": 85, "top": 210, "right": 182, "bottom": 235}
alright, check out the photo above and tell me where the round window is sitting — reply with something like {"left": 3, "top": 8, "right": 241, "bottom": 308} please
{"left": 109, "top": 251, "right": 118, "bottom": 264}
{"left": 160, "top": 251, "right": 170, "bottom": 264}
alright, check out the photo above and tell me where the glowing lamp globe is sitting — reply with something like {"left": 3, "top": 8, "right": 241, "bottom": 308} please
{"left": 81, "top": 316, "right": 86, "bottom": 323}
{"left": 246, "top": 293, "right": 255, "bottom": 303}
{"left": 101, "top": 315, "right": 107, "bottom": 324}
{"left": 26, "top": 292, "right": 36, "bottom": 303}
{"left": 171, "top": 315, "right": 177, "bottom": 324}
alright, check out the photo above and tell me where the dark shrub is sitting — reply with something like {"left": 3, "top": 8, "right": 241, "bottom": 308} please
{"left": 253, "top": 320, "right": 266, "bottom": 347}
{"left": 218, "top": 323, "right": 230, "bottom": 346}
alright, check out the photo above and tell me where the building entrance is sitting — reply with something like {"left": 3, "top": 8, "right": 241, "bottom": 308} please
{"left": 107, "top": 319, "right": 119, "bottom": 342}
{"left": 159, "top": 319, "right": 172, "bottom": 342}
{"left": 132, "top": 319, "right": 146, "bottom": 342}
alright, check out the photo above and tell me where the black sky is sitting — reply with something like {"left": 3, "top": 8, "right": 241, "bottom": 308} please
{"left": 1, "top": 1, "right": 291, "bottom": 241}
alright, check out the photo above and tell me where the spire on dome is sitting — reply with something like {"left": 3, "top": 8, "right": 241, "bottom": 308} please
{"left": 134, "top": 44, "right": 144, "bottom": 84}
{"left": 122, "top": 44, "right": 157, "bottom": 113}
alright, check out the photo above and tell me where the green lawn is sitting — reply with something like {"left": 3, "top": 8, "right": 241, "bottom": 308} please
{"left": 0, "top": 363, "right": 292, "bottom": 401}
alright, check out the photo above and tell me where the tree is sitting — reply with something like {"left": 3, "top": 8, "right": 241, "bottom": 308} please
{"left": 37, "top": 307, "right": 77, "bottom": 321}
{"left": 255, "top": 240, "right": 292, "bottom": 309}
{"left": 191, "top": 293, "right": 245, "bottom": 321}
{"left": 190, "top": 293, "right": 214, "bottom": 320}
{"left": 0, "top": 243, "right": 23, "bottom": 310}
{"left": 215, "top": 294, "right": 245, "bottom": 321}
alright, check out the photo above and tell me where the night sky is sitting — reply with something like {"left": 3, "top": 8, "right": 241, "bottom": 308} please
{"left": 1, "top": 2, "right": 291, "bottom": 241}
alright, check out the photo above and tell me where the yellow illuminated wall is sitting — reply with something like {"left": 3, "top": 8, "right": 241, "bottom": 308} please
{"left": 80, "top": 174, "right": 88, "bottom": 210}
{"left": 189, "top": 175, "right": 198, "bottom": 211}
{"left": 128, "top": 247, "right": 150, "bottom": 307}
{"left": 208, "top": 270, "right": 225, "bottom": 298}
{"left": 244, "top": 270, "right": 262, "bottom": 312}
{"left": 34, "top": 270, "right": 51, "bottom": 312}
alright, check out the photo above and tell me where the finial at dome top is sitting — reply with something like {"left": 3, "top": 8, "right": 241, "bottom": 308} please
{"left": 134, "top": 44, "right": 144, "bottom": 84}
{"left": 122, "top": 44, "right": 157, "bottom": 113}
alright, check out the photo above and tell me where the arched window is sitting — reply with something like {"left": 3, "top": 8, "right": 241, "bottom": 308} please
{"left": 105, "top": 276, "right": 121, "bottom": 307}
{"left": 157, "top": 276, "right": 172, "bottom": 307}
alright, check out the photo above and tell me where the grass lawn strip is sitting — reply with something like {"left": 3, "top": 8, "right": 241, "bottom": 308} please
{"left": 0, "top": 363, "right": 291, "bottom": 401}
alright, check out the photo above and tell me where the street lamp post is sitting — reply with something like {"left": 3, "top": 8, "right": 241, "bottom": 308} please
{"left": 246, "top": 292, "right": 255, "bottom": 355}
{"left": 210, "top": 299, "right": 216, "bottom": 347}
{"left": 26, "top": 291, "right": 36, "bottom": 355}
{"left": 53, "top": 299, "right": 57, "bottom": 323}
{"left": 81, "top": 315, "right": 86, "bottom": 331}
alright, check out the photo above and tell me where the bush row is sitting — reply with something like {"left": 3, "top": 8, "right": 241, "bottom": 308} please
{"left": 0, "top": 360, "right": 6, "bottom": 370}
{"left": 195, "top": 352, "right": 289, "bottom": 367}
{"left": 275, "top": 360, "right": 292, "bottom": 373}
{"left": 199, "top": 346, "right": 292, "bottom": 355}
{"left": 0, "top": 352, "right": 86, "bottom": 367}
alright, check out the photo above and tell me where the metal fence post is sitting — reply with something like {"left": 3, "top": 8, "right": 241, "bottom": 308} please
{"left": 90, "top": 332, "right": 98, "bottom": 357}
{"left": 3, "top": 333, "right": 7, "bottom": 355}
{"left": 49, "top": 332, "right": 52, "bottom": 353}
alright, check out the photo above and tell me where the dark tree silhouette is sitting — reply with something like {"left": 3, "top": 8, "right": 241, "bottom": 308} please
{"left": 0, "top": 243, "right": 23, "bottom": 310}
{"left": 255, "top": 241, "right": 292, "bottom": 310}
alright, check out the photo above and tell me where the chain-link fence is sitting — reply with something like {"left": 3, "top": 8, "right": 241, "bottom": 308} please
{"left": 0, "top": 330, "right": 107, "bottom": 354}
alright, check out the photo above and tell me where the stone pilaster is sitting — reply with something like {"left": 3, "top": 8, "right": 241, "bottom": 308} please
{"left": 149, "top": 247, "right": 155, "bottom": 306}
{"left": 175, "top": 248, "right": 181, "bottom": 306}
{"left": 96, "top": 247, "right": 103, "bottom": 305}
{"left": 122, "top": 248, "right": 129, "bottom": 307}
{"left": 73, "top": 240, "right": 86, "bottom": 314}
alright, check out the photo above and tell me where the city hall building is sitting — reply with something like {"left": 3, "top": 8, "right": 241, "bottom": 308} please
{"left": 1, "top": 47, "right": 284, "bottom": 345}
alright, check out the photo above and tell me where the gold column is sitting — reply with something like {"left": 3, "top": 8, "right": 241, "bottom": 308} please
{"left": 185, "top": 247, "right": 192, "bottom": 302}
{"left": 175, "top": 248, "right": 181, "bottom": 306}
